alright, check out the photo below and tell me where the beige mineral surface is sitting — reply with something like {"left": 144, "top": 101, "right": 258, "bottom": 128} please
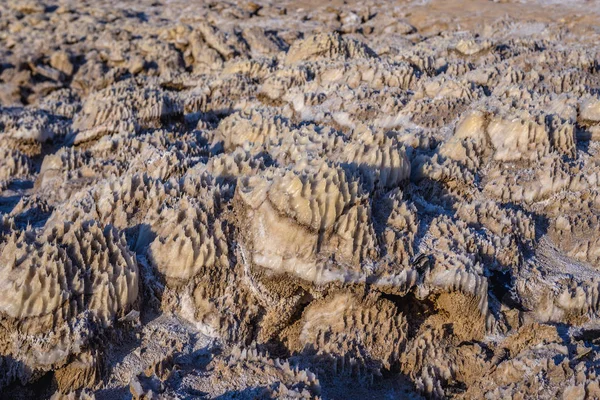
{"left": 1, "top": 0, "right": 600, "bottom": 399}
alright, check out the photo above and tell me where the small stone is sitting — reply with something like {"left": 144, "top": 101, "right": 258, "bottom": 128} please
{"left": 50, "top": 51, "right": 74, "bottom": 76}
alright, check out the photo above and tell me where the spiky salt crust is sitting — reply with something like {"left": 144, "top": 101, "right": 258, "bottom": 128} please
{"left": 1, "top": 0, "right": 600, "bottom": 399}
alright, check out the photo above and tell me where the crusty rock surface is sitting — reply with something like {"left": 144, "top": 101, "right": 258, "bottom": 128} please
{"left": 1, "top": 0, "right": 600, "bottom": 399}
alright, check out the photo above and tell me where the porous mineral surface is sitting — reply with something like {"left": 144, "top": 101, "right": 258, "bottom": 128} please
{"left": 0, "top": 0, "right": 599, "bottom": 398}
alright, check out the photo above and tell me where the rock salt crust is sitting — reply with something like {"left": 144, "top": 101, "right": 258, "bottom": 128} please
{"left": 0, "top": 0, "right": 600, "bottom": 398}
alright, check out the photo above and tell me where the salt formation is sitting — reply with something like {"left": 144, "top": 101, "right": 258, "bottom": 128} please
{"left": 0, "top": 219, "right": 138, "bottom": 390}
{"left": 236, "top": 161, "right": 377, "bottom": 283}
{"left": 1, "top": 0, "right": 600, "bottom": 398}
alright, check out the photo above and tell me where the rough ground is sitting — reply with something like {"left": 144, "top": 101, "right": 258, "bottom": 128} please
{"left": 0, "top": 0, "right": 600, "bottom": 399}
